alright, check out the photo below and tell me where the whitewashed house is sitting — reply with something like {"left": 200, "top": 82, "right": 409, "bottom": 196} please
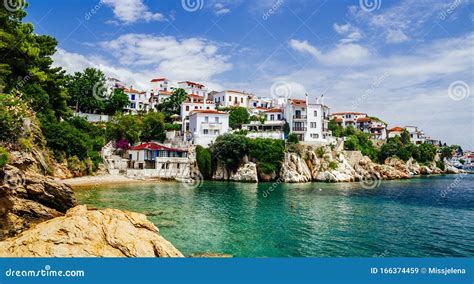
{"left": 188, "top": 110, "right": 230, "bottom": 147}
{"left": 331, "top": 112, "right": 387, "bottom": 140}
{"left": 405, "top": 126, "right": 427, "bottom": 145}
{"left": 123, "top": 88, "right": 150, "bottom": 114}
{"left": 178, "top": 81, "right": 208, "bottom": 97}
{"left": 127, "top": 142, "right": 191, "bottom": 179}
{"left": 180, "top": 94, "right": 216, "bottom": 133}
{"left": 211, "top": 90, "right": 252, "bottom": 108}
{"left": 244, "top": 108, "right": 285, "bottom": 140}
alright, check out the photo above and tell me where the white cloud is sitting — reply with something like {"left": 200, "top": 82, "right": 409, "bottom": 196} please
{"left": 289, "top": 39, "right": 370, "bottom": 65}
{"left": 386, "top": 29, "right": 409, "bottom": 44}
{"left": 101, "top": 0, "right": 165, "bottom": 24}
{"left": 333, "top": 23, "right": 363, "bottom": 44}
{"left": 214, "top": 3, "right": 231, "bottom": 15}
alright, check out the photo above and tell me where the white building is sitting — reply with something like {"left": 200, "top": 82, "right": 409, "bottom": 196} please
{"left": 178, "top": 81, "right": 208, "bottom": 97}
{"left": 211, "top": 90, "right": 252, "bottom": 108}
{"left": 243, "top": 108, "right": 285, "bottom": 140}
{"left": 285, "top": 96, "right": 331, "bottom": 143}
{"left": 180, "top": 94, "right": 216, "bottom": 133}
{"left": 405, "top": 126, "right": 427, "bottom": 145}
{"left": 123, "top": 88, "right": 150, "bottom": 114}
{"left": 188, "top": 110, "right": 230, "bottom": 147}
{"left": 331, "top": 112, "right": 387, "bottom": 140}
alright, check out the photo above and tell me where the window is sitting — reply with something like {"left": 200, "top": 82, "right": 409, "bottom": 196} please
{"left": 311, "top": 122, "right": 317, "bottom": 128}
{"left": 177, "top": 164, "right": 180, "bottom": 169}
{"left": 186, "top": 106, "right": 190, "bottom": 111}
{"left": 131, "top": 94, "right": 136, "bottom": 100}
{"left": 195, "top": 106, "right": 198, "bottom": 109}
{"left": 205, "top": 116, "right": 209, "bottom": 122}
{"left": 277, "top": 114, "right": 282, "bottom": 120}
{"left": 270, "top": 114, "right": 275, "bottom": 121}
{"left": 229, "top": 96, "right": 232, "bottom": 101}
{"left": 314, "top": 110, "right": 318, "bottom": 116}
{"left": 130, "top": 103, "right": 136, "bottom": 109}
{"left": 241, "top": 97, "right": 244, "bottom": 103}
{"left": 311, "top": 134, "right": 319, "bottom": 138}
{"left": 214, "top": 130, "right": 219, "bottom": 135}
{"left": 203, "top": 129, "right": 209, "bottom": 134}
{"left": 215, "top": 117, "right": 219, "bottom": 123}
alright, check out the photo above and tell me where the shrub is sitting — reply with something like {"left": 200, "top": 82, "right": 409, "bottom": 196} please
{"left": 140, "top": 112, "right": 166, "bottom": 142}
{"left": 315, "top": 147, "right": 326, "bottom": 158}
{"left": 248, "top": 138, "right": 285, "bottom": 175}
{"left": 164, "top": 123, "right": 181, "bottom": 131}
{"left": 196, "top": 146, "right": 212, "bottom": 180}
{"left": 287, "top": 133, "right": 299, "bottom": 144}
{"left": 210, "top": 134, "right": 248, "bottom": 172}
{"left": 0, "top": 147, "right": 10, "bottom": 168}
{"left": 328, "top": 161, "right": 338, "bottom": 170}
{"left": 416, "top": 143, "right": 437, "bottom": 164}
{"left": 0, "top": 94, "right": 33, "bottom": 143}
{"left": 228, "top": 107, "right": 250, "bottom": 129}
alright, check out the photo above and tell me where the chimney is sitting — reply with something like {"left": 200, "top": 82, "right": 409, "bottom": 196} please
{"left": 305, "top": 93, "right": 309, "bottom": 106}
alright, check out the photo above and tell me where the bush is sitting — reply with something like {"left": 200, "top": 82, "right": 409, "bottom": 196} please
{"left": 315, "top": 147, "right": 326, "bottom": 158}
{"left": 164, "top": 123, "right": 181, "bottom": 131}
{"left": 140, "top": 112, "right": 166, "bottom": 142}
{"left": 0, "top": 147, "right": 10, "bottom": 168}
{"left": 328, "top": 161, "right": 338, "bottom": 170}
{"left": 248, "top": 138, "right": 285, "bottom": 175}
{"left": 228, "top": 107, "right": 250, "bottom": 129}
{"left": 417, "top": 143, "right": 437, "bottom": 164}
{"left": 287, "top": 133, "right": 299, "bottom": 144}
{"left": 196, "top": 146, "right": 212, "bottom": 180}
{"left": 210, "top": 134, "right": 248, "bottom": 172}
{"left": 0, "top": 94, "right": 33, "bottom": 143}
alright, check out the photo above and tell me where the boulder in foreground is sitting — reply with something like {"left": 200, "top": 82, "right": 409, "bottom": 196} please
{"left": 0, "top": 205, "right": 183, "bottom": 257}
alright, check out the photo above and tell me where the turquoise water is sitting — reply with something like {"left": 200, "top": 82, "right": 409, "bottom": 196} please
{"left": 76, "top": 175, "right": 474, "bottom": 257}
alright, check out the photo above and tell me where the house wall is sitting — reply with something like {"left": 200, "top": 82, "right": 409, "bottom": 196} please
{"left": 189, "top": 113, "right": 230, "bottom": 147}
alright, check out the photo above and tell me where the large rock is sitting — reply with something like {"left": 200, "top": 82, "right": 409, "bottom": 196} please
{"left": 230, "top": 162, "right": 258, "bottom": 182}
{"left": 0, "top": 205, "right": 183, "bottom": 257}
{"left": 279, "top": 153, "right": 312, "bottom": 183}
{"left": 0, "top": 165, "right": 76, "bottom": 240}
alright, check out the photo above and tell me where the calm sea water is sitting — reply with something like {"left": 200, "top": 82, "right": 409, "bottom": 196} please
{"left": 76, "top": 175, "right": 474, "bottom": 257}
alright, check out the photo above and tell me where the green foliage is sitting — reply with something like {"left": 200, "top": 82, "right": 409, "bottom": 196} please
{"left": 0, "top": 146, "right": 10, "bottom": 168}
{"left": 164, "top": 123, "right": 181, "bottom": 131}
{"left": 283, "top": 122, "right": 290, "bottom": 136}
{"left": 328, "top": 161, "right": 338, "bottom": 170}
{"left": 105, "top": 88, "right": 129, "bottom": 115}
{"left": 106, "top": 114, "right": 143, "bottom": 144}
{"left": 0, "top": 93, "right": 33, "bottom": 143}
{"left": 328, "top": 119, "right": 343, "bottom": 137}
{"left": 287, "top": 133, "right": 299, "bottom": 144}
{"left": 157, "top": 88, "right": 188, "bottom": 120}
{"left": 400, "top": 129, "right": 411, "bottom": 145}
{"left": 210, "top": 134, "right": 248, "bottom": 172}
{"left": 227, "top": 107, "right": 250, "bottom": 129}
{"left": 417, "top": 143, "right": 437, "bottom": 164}
{"left": 196, "top": 146, "right": 212, "bottom": 180}
{"left": 315, "top": 147, "right": 326, "bottom": 158}
{"left": 248, "top": 138, "right": 285, "bottom": 174}
{"left": 344, "top": 131, "right": 379, "bottom": 162}
{"left": 440, "top": 146, "right": 454, "bottom": 160}
{"left": 459, "top": 159, "right": 465, "bottom": 165}
{"left": 140, "top": 112, "right": 166, "bottom": 142}
{"left": 436, "top": 160, "right": 446, "bottom": 171}
{"left": 66, "top": 68, "right": 106, "bottom": 113}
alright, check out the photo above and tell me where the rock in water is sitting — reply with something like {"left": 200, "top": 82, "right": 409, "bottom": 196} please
{"left": 0, "top": 165, "right": 77, "bottom": 240}
{"left": 0, "top": 205, "right": 183, "bottom": 257}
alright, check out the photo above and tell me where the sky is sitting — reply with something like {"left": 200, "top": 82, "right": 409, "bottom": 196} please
{"left": 24, "top": 0, "right": 473, "bottom": 149}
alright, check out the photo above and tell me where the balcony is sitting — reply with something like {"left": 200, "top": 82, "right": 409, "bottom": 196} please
{"left": 293, "top": 115, "right": 307, "bottom": 120}
{"left": 292, "top": 127, "right": 307, "bottom": 132}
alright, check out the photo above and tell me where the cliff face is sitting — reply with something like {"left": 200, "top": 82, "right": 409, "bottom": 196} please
{"left": 213, "top": 157, "right": 259, "bottom": 182}
{"left": 0, "top": 164, "right": 76, "bottom": 241}
{"left": 0, "top": 205, "right": 183, "bottom": 257}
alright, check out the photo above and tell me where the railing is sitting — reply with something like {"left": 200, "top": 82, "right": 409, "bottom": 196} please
{"left": 293, "top": 115, "right": 307, "bottom": 119}
{"left": 292, "top": 127, "right": 307, "bottom": 131}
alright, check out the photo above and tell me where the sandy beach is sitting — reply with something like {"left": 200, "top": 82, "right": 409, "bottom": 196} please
{"left": 60, "top": 174, "right": 165, "bottom": 188}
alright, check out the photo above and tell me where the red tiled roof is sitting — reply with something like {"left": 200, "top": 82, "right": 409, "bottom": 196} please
{"left": 265, "top": 108, "right": 283, "bottom": 113}
{"left": 129, "top": 142, "right": 186, "bottom": 152}
{"left": 151, "top": 78, "right": 166, "bottom": 82}
{"left": 190, "top": 110, "right": 227, "bottom": 115}
{"left": 290, "top": 99, "right": 306, "bottom": 106}
{"left": 332, "top": 112, "right": 367, "bottom": 116}
{"left": 188, "top": 94, "right": 204, "bottom": 99}
{"left": 334, "top": 118, "right": 343, "bottom": 123}
{"left": 389, "top": 126, "right": 405, "bottom": 132}
{"left": 255, "top": 107, "right": 269, "bottom": 110}
{"left": 357, "top": 117, "right": 371, "bottom": 122}
{"left": 123, "top": 88, "right": 145, "bottom": 94}
{"left": 179, "top": 81, "right": 205, "bottom": 88}
{"left": 159, "top": 91, "right": 173, "bottom": 95}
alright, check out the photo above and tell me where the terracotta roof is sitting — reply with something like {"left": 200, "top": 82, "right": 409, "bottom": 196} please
{"left": 190, "top": 110, "right": 227, "bottom": 115}
{"left": 151, "top": 78, "right": 167, "bottom": 82}
{"left": 159, "top": 91, "right": 173, "bottom": 95}
{"left": 389, "top": 126, "right": 405, "bottom": 132}
{"left": 334, "top": 118, "right": 343, "bottom": 123}
{"left": 290, "top": 99, "right": 306, "bottom": 106}
{"left": 129, "top": 142, "right": 186, "bottom": 152}
{"left": 255, "top": 107, "right": 269, "bottom": 110}
{"left": 123, "top": 88, "right": 145, "bottom": 94}
{"left": 357, "top": 117, "right": 371, "bottom": 122}
{"left": 179, "top": 81, "right": 205, "bottom": 88}
{"left": 265, "top": 108, "right": 283, "bottom": 113}
{"left": 188, "top": 94, "right": 204, "bottom": 99}
{"left": 331, "top": 112, "right": 367, "bottom": 116}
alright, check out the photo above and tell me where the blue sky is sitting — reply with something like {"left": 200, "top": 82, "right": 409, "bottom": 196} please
{"left": 25, "top": 0, "right": 473, "bottom": 148}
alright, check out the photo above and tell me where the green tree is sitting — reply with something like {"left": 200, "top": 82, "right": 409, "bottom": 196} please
{"left": 328, "top": 119, "right": 343, "bottom": 137}
{"left": 248, "top": 138, "right": 285, "bottom": 175}
{"left": 196, "top": 146, "right": 212, "bottom": 180}
{"left": 140, "top": 112, "right": 166, "bottom": 142}
{"left": 66, "top": 68, "right": 107, "bottom": 113}
{"left": 157, "top": 88, "right": 188, "bottom": 119}
{"left": 106, "top": 114, "right": 143, "bottom": 144}
{"left": 417, "top": 143, "right": 437, "bottom": 163}
{"left": 210, "top": 134, "right": 248, "bottom": 172}
{"left": 105, "top": 88, "right": 129, "bottom": 115}
{"left": 400, "top": 129, "right": 411, "bottom": 145}
{"left": 287, "top": 133, "right": 299, "bottom": 144}
{"left": 228, "top": 107, "right": 250, "bottom": 129}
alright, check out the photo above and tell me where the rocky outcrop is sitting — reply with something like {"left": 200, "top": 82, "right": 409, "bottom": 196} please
{"left": 230, "top": 162, "right": 258, "bottom": 182}
{"left": 0, "top": 205, "right": 183, "bottom": 257}
{"left": 279, "top": 153, "right": 312, "bottom": 183}
{"left": 0, "top": 165, "right": 76, "bottom": 240}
